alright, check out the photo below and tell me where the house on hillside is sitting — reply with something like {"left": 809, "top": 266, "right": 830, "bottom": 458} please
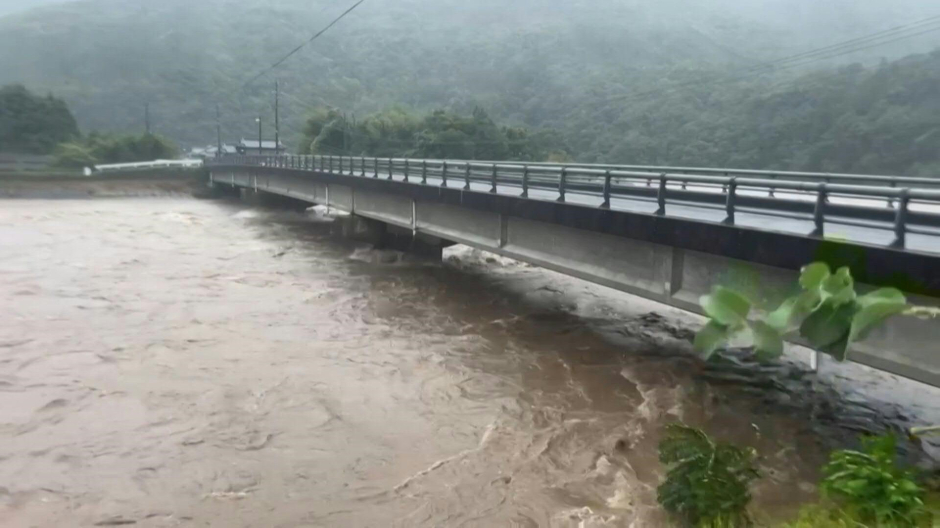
{"left": 236, "top": 139, "right": 286, "bottom": 156}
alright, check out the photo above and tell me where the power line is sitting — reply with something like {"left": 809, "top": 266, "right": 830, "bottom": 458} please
{"left": 599, "top": 15, "right": 940, "bottom": 106}
{"left": 745, "top": 23, "right": 940, "bottom": 77}
{"left": 744, "top": 15, "right": 940, "bottom": 73}
{"left": 242, "top": 0, "right": 366, "bottom": 89}
{"left": 560, "top": 21, "right": 940, "bottom": 149}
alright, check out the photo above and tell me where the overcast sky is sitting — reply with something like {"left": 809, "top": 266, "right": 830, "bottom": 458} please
{"left": 0, "top": 0, "right": 75, "bottom": 17}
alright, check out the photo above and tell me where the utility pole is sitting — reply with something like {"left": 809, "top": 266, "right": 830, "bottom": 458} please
{"left": 274, "top": 79, "right": 280, "bottom": 156}
{"left": 256, "top": 116, "right": 263, "bottom": 156}
{"left": 216, "top": 103, "right": 222, "bottom": 158}
{"left": 342, "top": 112, "right": 348, "bottom": 154}
{"left": 144, "top": 103, "right": 151, "bottom": 135}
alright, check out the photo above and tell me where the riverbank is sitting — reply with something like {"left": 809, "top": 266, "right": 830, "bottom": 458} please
{"left": 0, "top": 173, "right": 207, "bottom": 199}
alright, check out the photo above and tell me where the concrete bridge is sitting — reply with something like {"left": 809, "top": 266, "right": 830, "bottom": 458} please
{"left": 207, "top": 155, "right": 940, "bottom": 387}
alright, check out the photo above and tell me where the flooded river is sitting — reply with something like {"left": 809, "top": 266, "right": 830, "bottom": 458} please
{"left": 1, "top": 197, "right": 938, "bottom": 527}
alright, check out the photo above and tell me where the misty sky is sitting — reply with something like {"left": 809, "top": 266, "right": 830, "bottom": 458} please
{"left": 0, "top": 0, "right": 75, "bottom": 17}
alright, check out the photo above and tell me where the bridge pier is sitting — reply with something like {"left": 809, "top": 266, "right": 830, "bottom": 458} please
{"left": 331, "top": 214, "right": 453, "bottom": 260}
{"left": 203, "top": 180, "right": 241, "bottom": 199}
{"left": 239, "top": 188, "right": 309, "bottom": 211}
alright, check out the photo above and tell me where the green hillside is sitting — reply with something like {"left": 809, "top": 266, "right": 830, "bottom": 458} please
{"left": 0, "top": 0, "right": 938, "bottom": 174}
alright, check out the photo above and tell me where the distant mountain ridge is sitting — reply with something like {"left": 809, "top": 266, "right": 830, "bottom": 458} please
{"left": 0, "top": 0, "right": 937, "bottom": 175}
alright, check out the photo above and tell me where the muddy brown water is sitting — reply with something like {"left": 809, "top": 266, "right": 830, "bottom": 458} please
{"left": 1, "top": 197, "right": 938, "bottom": 527}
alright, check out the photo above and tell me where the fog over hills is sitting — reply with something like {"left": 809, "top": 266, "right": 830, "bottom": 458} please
{"left": 1, "top": 0, "right": 938, "bottom": 173}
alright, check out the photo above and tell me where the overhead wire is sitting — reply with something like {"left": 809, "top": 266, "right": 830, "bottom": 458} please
{"left": 743, "top": 15, "right": 940, "bottom": 73}
{"left": 597, "top": 14, "right": 940, "bottom": 106}
{"left": 241, "top": 0, "right": 366, "bottom": 89}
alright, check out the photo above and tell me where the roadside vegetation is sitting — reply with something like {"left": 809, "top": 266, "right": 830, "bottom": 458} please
{"left": 53, "top": 132, "right": 178, "bottom": 168}
{"left": 658, "top": 424, "right": 761, "bottom": 527}
{"left": 658, "top": 426, "right": 935, "bottom": 527}
{"left": 298, "top": 106, "right": 566, "bottom": 161}
{"left": 658, "top": 262, "right": 940, "bottom": 526}
{"left": 1, "top": 84, "right": 178, "bottom": 168}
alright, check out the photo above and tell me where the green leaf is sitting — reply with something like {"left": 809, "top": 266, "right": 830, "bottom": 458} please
{"left": 765, "top": 290, "right": 821, "bottom": 332}
{"left": 820, "top": 333, "right": 851, "bottom": 361}
{"left": 820, "top": 266, "right": 856, "bottom": 305}
{"left": 857, "top": 287, "right": 906, "bottom": 308}
{"left": 800, "top": 262, "right": 831, "bottom": 290}
{"left": 694, "top": 321, "right": 733, "bottom": 360}
{"left": 849, "top": 290, "right": 908, "bottom": 345}
{"left": 749, "top": 320, "right": 784, "bottom": 360}
{"left": 700, "top": 286, "right": 751, "bottom": 327}
{"left": 800, "top": 302, "right": 855, "bottom": 358}
{"left": 657, "top": 424, "right": 760, "bottom": 525}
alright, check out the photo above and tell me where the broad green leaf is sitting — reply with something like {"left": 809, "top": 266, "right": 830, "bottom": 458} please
{"left": 799, "top": 262, "right": 831, "bottom": 290}
{"left": 749, "top": 320, "right": 784, "bottom": 360}
{"left": 820, "top": 266, "right": 856, "bottom": 305}
{"left": 800, "top": 302, "right": 855, "bottom": 356}
{"left": 700, "top": 287, "right": 751, "bottom": 327}
{"left": 694, "top": 321, "right": 733, "bottom": 359}
{"left": 765, "top": 290, "right": 821, "bottom": 332}
{"left": 849, "top": 299, "right": 907, "bottom": 345}
{"left": 856, "top": 287, "right": 906, "bottom": 308}
{"left": 820, "top": 333, "right": 850, "bottom": 361}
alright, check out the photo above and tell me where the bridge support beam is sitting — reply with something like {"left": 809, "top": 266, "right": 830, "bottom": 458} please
{"left": 204, "top": 180, "right": 241, "bottom": 199}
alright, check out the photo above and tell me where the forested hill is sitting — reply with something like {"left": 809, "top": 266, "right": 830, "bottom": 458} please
{"left": 0, "top": 0, "right": 938, "bottom": 175}
{"left": 561, "top": 51, "right": 940, "bottom": 176}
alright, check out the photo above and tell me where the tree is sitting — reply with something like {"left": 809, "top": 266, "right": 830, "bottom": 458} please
{"left": 0, "top": 84, "right": 79, "bottom": 154}
{"left": 53, "top": 133, "right": 178, "bottom": 167}
{"left": 299, "top": 106, "right": 566, "bottom": 162}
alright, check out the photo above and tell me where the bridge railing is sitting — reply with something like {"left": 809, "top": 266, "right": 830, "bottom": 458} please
{"left": 210, "top": 155, "right": 940, "bottom": 251}
{"left": 94, "top": 159, "right": 203, "bottom": 173}
{"left": 469, "top": 160, "right": 940, "bottom": 190}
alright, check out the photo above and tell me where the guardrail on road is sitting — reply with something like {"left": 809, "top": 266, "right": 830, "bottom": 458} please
{"left": 211, "top": 155, "right": 940, "bottom": 252}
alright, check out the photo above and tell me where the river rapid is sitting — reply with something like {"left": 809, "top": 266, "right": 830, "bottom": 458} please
{"left": 1, "top": 197, "right": 938, "bottom": 527}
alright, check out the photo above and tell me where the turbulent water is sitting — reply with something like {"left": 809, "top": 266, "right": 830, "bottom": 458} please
{"left": 1, "top": 197, "right": 938, "bottom": 527}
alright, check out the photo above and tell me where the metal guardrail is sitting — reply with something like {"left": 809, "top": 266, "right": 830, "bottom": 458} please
{"left": 94, "top": 159, "right": 203, "bottom": 173}
{"left": 209, "top": 155, "right": 940, "bottom": 251}
{"left": 474, "top": 161, "right": 940, "bottom": 190}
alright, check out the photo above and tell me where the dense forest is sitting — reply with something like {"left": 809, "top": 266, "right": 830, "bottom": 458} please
{"left": 299, "top": 107, "right": 566, "bottom": 162}
{"left": 52, "top": 132, "right": 178, "bottom": 167}
{"left": 557, "top": 51, "right": 940, "bottom": 175}
{"left": 0, "top": 84, "right": 78, "bottom": 153}
{"left": 0, "top": 83, "right": 177, "bottom": 166}
{"left": 297, "top": 52, "right": 940, "bottom": 176}
{"left": 0, "top": 0, "right": 938, "bottom": 174}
